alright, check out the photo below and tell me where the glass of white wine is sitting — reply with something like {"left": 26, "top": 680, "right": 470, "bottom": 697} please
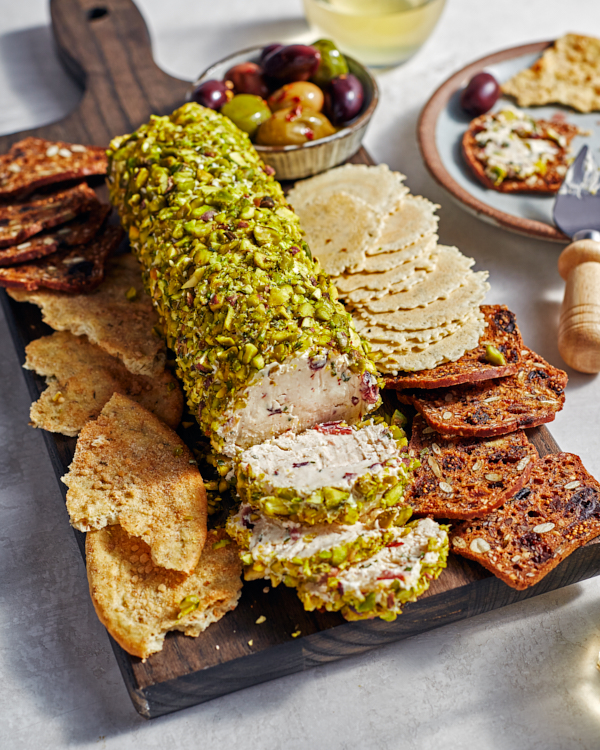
{"left": 302, "top": 0, "right": 447, "bottom": 67}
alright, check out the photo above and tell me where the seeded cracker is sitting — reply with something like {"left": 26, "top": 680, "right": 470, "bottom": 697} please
{"left": 287, "top": 163, "right": 408, "bottom": 216}
{"left": 0, "top": 137, "right": 107, "bottom": 198}
{"left": 450, "top": 453, "right": 600, "bottom": 589}
{"left": 403, "top": 348, "right": 568, "bottom": 437}
{"left": 0, "top": 182, "right": 98, "bottom": 248}
{"left": 86, "top": 527, "right": 241, "bottom": 659}
{"left": 8, "top": 254, "right": 166, "bottom": 377}
{"left": 501, "top": 34, "right": 600, "bottom": 113}
{"left": 0, "top": 224, "right": 121, "bottom": 292}
{"left": 295, "top": 191, "right": 381, "bottom": 275}
{"left": 345, "top": 246, "right": 475, "bottom": 310}
{"left": 387, "top": 305, "right": 524, "bottom": 389}
{"left": 63, "top": 393, "right": 207, "bottom": 573}
{"left": 0, "top": 204, "right": 110, "bottom": 267}
{"left": 406, "top": 415, "right": 538, "bottom": 519}
{"left": 25, "top": 331, "right": 183, "bottom": 435}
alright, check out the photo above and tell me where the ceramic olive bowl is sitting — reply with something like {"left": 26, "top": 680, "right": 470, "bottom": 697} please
{"left": 188, "top": 45, "right": 378, "bottom": 181}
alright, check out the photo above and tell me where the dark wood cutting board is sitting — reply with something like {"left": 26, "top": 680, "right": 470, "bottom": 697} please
{"left": 3, "top": 0, "right": 600, "bottom": 720}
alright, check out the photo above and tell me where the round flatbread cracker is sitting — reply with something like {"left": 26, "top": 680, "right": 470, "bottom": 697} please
{"left": 300, "top": 192, "right": 380, "bottom": 276}
{"left": 365, "top": 196, "right": 439, "bottom": 256}
{"left": 357, "top": 271, "right": 489, "bottom": 331}
{"left": 333, "top": 250, "right": 436, "bottom": 295}
{"left": 350, "top": 246, "right": 475, "bottom": 310}
{"left": 288, "top": 163, "right": 408, "bottom": 216}
{"left": 374, "top": 312, "right": 486, "bottom": 373}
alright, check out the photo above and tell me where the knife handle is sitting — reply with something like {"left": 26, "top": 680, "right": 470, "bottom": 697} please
{"left": 558, "top": 239, "right": 600, "bottom": 373}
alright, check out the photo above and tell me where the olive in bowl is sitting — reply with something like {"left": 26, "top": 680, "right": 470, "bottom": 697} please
{"left": 188, "top": 43, "right": 378, "bottom": 180}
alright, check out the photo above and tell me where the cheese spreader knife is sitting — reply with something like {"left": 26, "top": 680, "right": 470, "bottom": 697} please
{"left": 553, "top": 145, "right": 600, "bottom": 373}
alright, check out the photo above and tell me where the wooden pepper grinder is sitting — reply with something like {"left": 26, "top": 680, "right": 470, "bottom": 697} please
{"left": 558, "top": 230, "right": 600, "bottom": 373}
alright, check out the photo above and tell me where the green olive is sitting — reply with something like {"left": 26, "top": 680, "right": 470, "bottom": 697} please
{"left": 268, "top": 81, "right": 324, "bottom": 113}
{"left": 220, "top": 94, "right": 271, "bottom": 137}
{"left": 255, "top": 106, "right": 336, "bottom": 146}
{"left": 311, "top": 39, "right": 348, "bottom": 87}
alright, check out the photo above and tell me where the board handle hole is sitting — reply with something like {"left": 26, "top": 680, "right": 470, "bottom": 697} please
{"left": 87, "top": 7, "right": 109, "bottom": 21}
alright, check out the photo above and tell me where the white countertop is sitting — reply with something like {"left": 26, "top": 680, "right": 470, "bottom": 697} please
{"left": 2, "top": 1, "right": 600, "bottom": 748}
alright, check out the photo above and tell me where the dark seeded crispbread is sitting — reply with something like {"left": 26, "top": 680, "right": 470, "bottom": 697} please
{"left": 462, "top": 114, "right": 579, "bottom": 193}
{"left": 402, "top": 348, "right": 567, "bottom": 438}
{"left": 0, "top": 224, "right": 122, "bottom": 292}
{"left": 405, "top": 415, "right": 538, "bottom": 519}
{"left": 386, "top": 305, "right": 524, "bottom": 390}
{"left": 0, "top": 182, "right": 98, "bottom": 248}
{"left": 0, "top": 138, "right": 107, "bottom": 198}
{"left": 0, "top": 204, "right": 110, "bottom": 267}
{"left": 450, "top": 453, "right": 600, "bottom": 589}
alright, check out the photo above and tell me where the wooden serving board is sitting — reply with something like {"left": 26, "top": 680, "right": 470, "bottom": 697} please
{"left": 3, "top": 0, "right": 600, "bottom": 720}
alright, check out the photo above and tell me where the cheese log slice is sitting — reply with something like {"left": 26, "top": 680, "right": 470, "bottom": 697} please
{"left": 107, "top": 103, "right": 379, "bottom": 457}
{"left": 86, "top": 527, "right": 241, "bottom": 659}
{"left": 450, "top": 453, "right": 600, "bottom": 589}
{"left": 63, "top": 393, "right": 207, "bottom": 573}
{"left": 405, "top": 415, "right": 538, "bottom": 519}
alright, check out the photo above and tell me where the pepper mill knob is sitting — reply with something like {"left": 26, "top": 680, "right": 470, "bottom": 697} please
{"left": 558, "top": 232, "right": 600, "bottom": 373}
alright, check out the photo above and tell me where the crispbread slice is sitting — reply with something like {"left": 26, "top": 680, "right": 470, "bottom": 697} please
{"left": 358, "top": 234, "right": 437, "bottom": 273}
{"left": 404, "top": 348, "right": 568, "bottom": 437}
{"left": 364, "top": 196, "right": 439, "bottom": 256}
{"left": 296, "top": 192, "right": 381, "bottom": 275}
{"left": 0, "top": 137, "right": 107, "bottom": 198}
{"left": 25, "top": 331, "right": 183, "bottom": 435}
{"left": 386, "top": 305, "right": 524, "bottom": 389}
{"left": 0, "top": 182, "right": 98, "bottom": 248}
{"left": 372, "top": 311, "right": 486, "bottom": 373}
{"left": 288, "top": 163, "right": 408, "bottom": 216}
{"left": 0, "top": 224, "right": 121, "bottom": 292}
{"left": 462, "top": 112, "right": 579, "bottom": 193}
{"left": 346, "top": 246, "right": 475, "bottom": 310}
{"left": 332, "top": 250, "right": 436, "bottom": 295}
{"left": 501, "top": 34, "right": 600, "bottom": 113}
{"left": 405, "top": 415, "right": 538, "bottom": 519}
{"left": 0, "top": 204, "right": 110, "bottom": 266}
{"left": 63, "top": 393, "right": 207, "bottom": 573}
{"left": 7, "top": 254, "right": 165, "bottom": 377}
{"left": 86, "top": 526, "right": 242, "bottom": 659}
{"left": 450, "top": 453, "right": 600, "bottom": 589}
{"left": 357, "top": 271, "right": 489, "bottom": 331}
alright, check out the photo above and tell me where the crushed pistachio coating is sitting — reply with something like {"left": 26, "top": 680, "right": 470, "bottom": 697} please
{"left": 226, "top": 504, "right": 413, "bottom": 588}
{"left": 107, "top": 103, "right": 378, "bottom": 453}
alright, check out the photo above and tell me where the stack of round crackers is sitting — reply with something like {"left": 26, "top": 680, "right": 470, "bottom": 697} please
{"left": 288, "top": 164, "right": 490, "bottom": 374}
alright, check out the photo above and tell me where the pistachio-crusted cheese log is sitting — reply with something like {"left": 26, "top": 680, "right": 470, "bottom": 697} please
{"left": 298, "top": 517, "right": 449, "bottom": 621}
{"left": 107, "top": 103, "right": 379, "bottom": 456}
{"left": 236, "top": 420, "right": 417, "bottom": 525}
{"left": 226, "top": 503, "right": 413, "bottom": 588}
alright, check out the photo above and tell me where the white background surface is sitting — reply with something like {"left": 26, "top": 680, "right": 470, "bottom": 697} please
{"left": 1, "top": 1, "right": 600, "bottom": 748}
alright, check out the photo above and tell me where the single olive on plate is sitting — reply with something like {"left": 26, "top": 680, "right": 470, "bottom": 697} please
{"left": 326, "top": 73, "right": 364, "bottom": 124}
{"left": 268, "top": 81, "right": 324, "bottom": 113}
{"left": 255, "top": 105, "right": 336, "bottom": 146}
{"left": 224, "top": 62, "right": 269, "bottom": 98}
{"left": 311, "top": 39, "right": 348, "bottom": 87}
{"left": 220, "top": 94, "right": 272, "bottom": 137}
{"left": 460, "top": 72, "right": 500, "bottom": 116}
{"left": 191, "top": 79, "right": 233, "bottom": 110}
{"left": 262, "top": 44, "right": 321, "bottom": 82}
